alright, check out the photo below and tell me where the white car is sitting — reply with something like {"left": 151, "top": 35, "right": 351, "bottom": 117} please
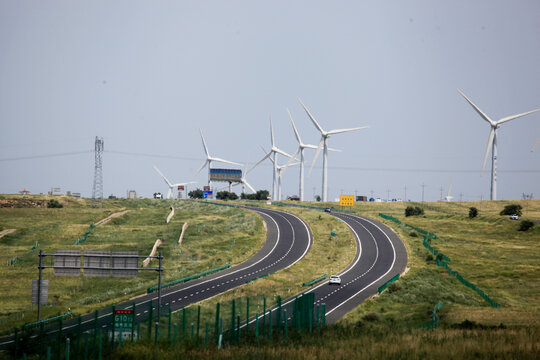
{"left": 510, "top": 214, "right": 519, "bottom": 220}
{"left": 329, "top": 275, "right": 341, "bottom": 285}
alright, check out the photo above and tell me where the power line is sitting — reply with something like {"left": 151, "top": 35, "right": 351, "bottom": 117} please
{"left": 0, "top": 150, "right": 93, "bottom": 161}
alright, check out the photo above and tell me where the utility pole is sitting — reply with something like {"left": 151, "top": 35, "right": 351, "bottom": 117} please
{"left": 92, "top": 136, "right": 104, "bottom": 208}
{"left": 439, "top": 186, "right": 444, "bottom": 201}
{"left": 421, "top": 183, "right": 426, "bottom": 202}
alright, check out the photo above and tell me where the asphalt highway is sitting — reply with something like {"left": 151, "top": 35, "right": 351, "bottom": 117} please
{"left": 0, "top": 206, "right": 313, "bottom": 350}
{"left": 251, "top": 211, "right": 408, "bottom": 325}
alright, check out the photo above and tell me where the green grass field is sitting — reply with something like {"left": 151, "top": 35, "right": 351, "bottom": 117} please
{"left": 0, "top": 195, "right": 265, "bottom": 333}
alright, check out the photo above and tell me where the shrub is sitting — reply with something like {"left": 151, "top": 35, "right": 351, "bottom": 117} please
{"left": 425, "top": 254, "right": 434, "bottom": 262}
{"left": 388, "top": 282, "right": 401, "bottom": 293}
{"left": 362, "top": 313, "right": 380, "bottom": 322}
{"left": 469, "top": 207, "right": 478, "bottom": 219}
{"left": 409, "top": 231, "right": 418, "bottom": 237}
{"left": 500, "top": 204, "right": 522, "bottom": 216}
{"left": 47, "top": 199, "right": 63, "bottom": 208}
{"left": 518, "top": 220, "right": 534, "bottom": 232}
{"left": 405, "top": 206, "right": 424, "bottom": 217}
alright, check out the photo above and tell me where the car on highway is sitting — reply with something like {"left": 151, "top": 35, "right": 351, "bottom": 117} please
{"left": 510, "top": 214, "right": 519, "bottom": 220}
{"left": 328, "top": 275, "right": 341, "bottom": 285}
{"left": 324, "top": 208, "right": 331, "bottom": 213}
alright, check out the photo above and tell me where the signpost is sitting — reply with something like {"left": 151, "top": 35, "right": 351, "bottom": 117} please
{"left": 113, "top": 309, "right": 134, "bottom": 338}
{"left": 339, "top": 195, "right": 355, "bottom": 207}
{"left": 203, "top": 190, "right": 213, "bottom": 199}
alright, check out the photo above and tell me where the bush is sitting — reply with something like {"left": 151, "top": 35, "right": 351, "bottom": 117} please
{"left": 500, "top": 204, "right": 522, "bottom": 216}
{"left": 409, "top": 231, "right": 418, "bottom": 237}
{"left": 405, "top": 206, "right": 424, "bottom": 217}
{"left": 425, "top": 254, "right": 434, "bottom": 262}
{"left": 518, "top": 220, "right": 534, "bottom": 232}
{"left": 469, "top": 207, "right": 478, "bottom": 219}
{"left": 188, "top": 189, "right": 204, "bottom": 199}
{"left": 362, "top": 313, "right": 380, "bottom": 322}
{"left": 388, "top": 282, "right": 401, "bottom": 293}
{"left": 216, "top": 191, "right": 238, "bottom": 200}
{"left": 47, "top": 199, "right": 63, "bottom": 208}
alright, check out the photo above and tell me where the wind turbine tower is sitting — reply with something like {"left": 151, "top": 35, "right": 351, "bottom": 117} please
{"left": 458, "top": 90, "right": 540, "bottom": 200}
{"left": 299, "top": 99, "right": 368, "bottom": 202}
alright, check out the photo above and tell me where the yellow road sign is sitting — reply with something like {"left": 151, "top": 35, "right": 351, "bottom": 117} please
{"left": 340, "top": 195, "right": 355, "bottom": 207}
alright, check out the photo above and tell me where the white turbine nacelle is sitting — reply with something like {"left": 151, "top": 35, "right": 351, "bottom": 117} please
{"left": 192, "top": 129, "right": 241, "bottom": 186}
{"left": 153, "top": 166, "right": 195, "bottom": 199}
{"left": 458, "top": 89, "right": 540, "bottom": 201}
{"left": 299, "top": 99, "right": 368, "bottom": 202}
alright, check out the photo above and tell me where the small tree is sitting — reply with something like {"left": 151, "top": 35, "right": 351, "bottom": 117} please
{"left": 518, "top": 220, "right": 534, "bottom": 232}
{"left": 469, "top": 207, "right": 478, "bottom": 219}
{"left": 500, "top": 204, "right": 522, "bottom": 216}
{"left": 188, "top": 189, "right": 204, "bottom": 199}
{"left": 405, "top": 206, "right": 424, "bottom": 217}
{"left": 315, "top": 195, "right": 321, "bottom": 202}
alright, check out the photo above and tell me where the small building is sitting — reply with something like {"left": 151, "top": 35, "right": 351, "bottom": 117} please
{"left": 127, "top": 190, "right": 137, "bottom": 199}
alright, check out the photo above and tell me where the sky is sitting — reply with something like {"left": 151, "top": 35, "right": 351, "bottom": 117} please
{"left": 1, "top": 1, "right": 540, "bottom": 202}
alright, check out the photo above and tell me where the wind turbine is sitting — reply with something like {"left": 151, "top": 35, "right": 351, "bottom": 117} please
{"left": 458, "top": 89, "right": 540, "bottom": 200}
{"left": 250, "top": 116, "right": 293, "bottom": 200}
{"left": 286, "top": 108, "right": 338, "bottom": 202}
{"left": 234, "top": 158, "right": 256, "bottom": 194}
{"left": 299, "top": 99, "right": 369, "bottom": 202}
{"left": 192, "top": 129, "right": 241, "bottom": 187}
{"left": 444, "top": 181, "right": 454, "bottom": 202}
{"left": 153, "top": 166, "right": 195, "bottom": 199}
{"left": 265, "top": 147, "right": 299, "bottom": 201}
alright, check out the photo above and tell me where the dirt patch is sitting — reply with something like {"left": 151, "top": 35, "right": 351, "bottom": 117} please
{"left": 0, "top": 229, "right": 16, "bottom": 239}
{"left": 0, "top": 199, "right": 46, "bottom": 208}
{"left": 94, "top": 210, "right": 130, "bottom": 226}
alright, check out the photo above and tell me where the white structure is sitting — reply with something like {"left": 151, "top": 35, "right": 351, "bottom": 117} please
{"left": 299, "top": 99, "right": 368, "bottom": 202}
{"left": 532, "top": 138, "right": 540, "bottom": 152}
{"left": 240, "top": 158, "right": 256, "bottom": 194}
{"left": 251, "top": 117, "right": 293, "bottom": 200}
{"left": 193, "top": 129, "right": 241, "bottom": 186}
{"left": 286, "top": 109, "right": 320, "bottom": 202}
{"left": 268, "top": 152, "right": 298, "bottom": 201}
{"left": 444, "top": 182, "right": 454, "bottom": 202}
{"left": 153, "top": 166, "right": 195, "bottom": 199}
{"left": 458, "top": 90, "right": 540, "bottom": 200}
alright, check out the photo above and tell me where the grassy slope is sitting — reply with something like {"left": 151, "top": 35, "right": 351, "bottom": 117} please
{"left": 0, "top": 196, "right": 264, "bottom": 333}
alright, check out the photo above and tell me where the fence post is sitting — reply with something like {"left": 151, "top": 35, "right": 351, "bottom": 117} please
{"left": 321, "top": 304, "right": 326, "bottom": 327}
{"left": 182, "top": 308, "right": 186, "bottom": 339}
{"left": 84, "top": 332, "right": 89, "bottom": 360}
{"left": 65, "top": 338, "right": 69, "bottom": 360}
{"left": 196, "top": 305, "right": 201, "bottom": 340}
{"left": 236, "top": 315, "right": 241, "bottom": 343}
{"left": 316, "top": 305, "right": 320, "bottom": 330}
{"left": 147, "top": 301, "right": 153, "bottom": 341}
{"left": 269, "top": 310, "right": 272, "bottom": 340}
{"left": 168, "top": 308, "right": 172, "bottom": 342}
{"left": 39, "top": 321, "right": 45, "bottom": 360}
{"left": 205, "top": 322, "right": 209, "bottom": 349}
{"left": 246, "top": 297, "right": 250, "bottom": 332}
{"left": 154, "top": 323, "right": 159, "bottom": 346}
{"left": 284, "top": 309, "right": 287, "bottom": 339}
{"left": 131, "top": 302, "right": 136, "bottom": 341}
{"left": 46, "top": 346, "right": 51, "bottom": 360}
{"left": 98, "top": 329, "right": 102, "bottom": 360}
{"left": 231, "top": 299, "right": 236, "bottom": 342}
{"left": 214, "top": 302, "right": 220, "bottom": 344}
{"left": 255, "top": 313, "right": 259, "bottom": 340}
{"left": 277, "top": 296, "right": 282, "bottom": 327}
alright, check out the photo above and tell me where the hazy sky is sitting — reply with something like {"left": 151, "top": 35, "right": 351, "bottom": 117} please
{"left": 1, "top": 1, "right": 540, "bottom": 202}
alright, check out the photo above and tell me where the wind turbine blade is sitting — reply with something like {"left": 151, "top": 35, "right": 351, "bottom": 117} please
{"left": 250, "top": 150, "right": 271, "bottom": 172}
{"left": 298, "top": 99, "right": 325, "bottom": 134}
{"left": 327, "top": 126, "right": 369, "bottom": 135}
{"left": 191, "top": 160, "right": 208, "bottom": 180}
{"left": 458, "top": 89, "right": 495, "bottom": 125}
{"left": 210, "top": 157, "right": 242, "bottom": 166}
{"left": 304, "top": 144, "right": 319, "bottom": 150}
{"left": 199, "top": 129, "right": 210, "bottom": 157}
{"left": 497, "top": 108, "right": 540, "bottom": 125}
{"left": 327, "top": 147, "right": 342, "bottom": 152}
{"left": 274, "top": 147, "right": 293, "bottom": 158}
{"left": 287, "top": 108, "right": 302, "bottom": 144}
{"left": 171, "top": 181, "right": 196, "bottom": 187}
{"left": 244, "top": 180, "right": 256, "bottom": 193}
{"left": 482, "top": 128, "right": 495, "bottom": 175}
{"left": 153, "top": 166, "right": 173, "bottom": 187}
{"left": 308, "top": 137, "right": 324, "bottom": 177}
{"left": 270, "top": 115, "right": 275, "bottom": 147}
{"left": 532, "top": 138, "right": 540, "bottom": 152}
{"left": 284, "top": 147, "right": 300, "bottom": 169}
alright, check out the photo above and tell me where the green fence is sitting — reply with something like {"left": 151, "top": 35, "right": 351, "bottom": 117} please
{"left": 74, "top": 224, "right": 96, "bottom": 245}
{"left": 147, "top": 263, "right": 231, "bottom": 293}
{"left": 303, "top": 274, "right": 327, "bottom": 287}
{"left": 377, "top": 273, "right": 400, "bottom": 294}
{"left": 417, "top": 301, "right": 443, "bottom": 330}
{"left": 378, "top": 213, "right": 500, "bottom": 308}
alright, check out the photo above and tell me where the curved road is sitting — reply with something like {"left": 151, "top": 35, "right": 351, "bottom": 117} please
{"left": 0, "top": 206, "right": 312, "bottom": 350}
{"left": 258, "top": 211, "right": 408, "bottom": 325}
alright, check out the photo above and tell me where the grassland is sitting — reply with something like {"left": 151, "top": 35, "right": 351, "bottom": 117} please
{"left": 0, "top": 195, "right": 265, "bottom": 333}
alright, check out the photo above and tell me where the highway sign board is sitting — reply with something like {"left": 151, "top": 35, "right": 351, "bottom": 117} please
{"left": 203, "top": 190, "right": 213, "bottom": 199}
{"left": 31, "top": 280, "right": 48, "bottom": 304}
{"left": 340, "top": 195, "right": 355, "bottom": 207}
{"left": 54, "top": 250, "right": 81, "bottom": 276}
{"left": 177, "top": 185, "right": 184, "bottom": 190}
{"left": 84, "top": 250, "right": 110, "bottom": 277}
{"left": 114, "top": 309, "right": 134, "bottom": 331}
{"left": 209, "top": 168, "right": 242, "bottom": 182}
{"left": 203, "top": 186, "right": 211, "bottom": 191}
{"left": 112, "top": 251, "right": 138, "bottom": 277}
